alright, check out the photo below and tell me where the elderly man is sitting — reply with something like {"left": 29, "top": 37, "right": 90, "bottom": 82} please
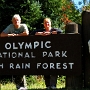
{"left": 1, "top": 14, "right": 29, "bottom": 37}
{"left": 0, "top": 14, "right": 29, "bottom": 90}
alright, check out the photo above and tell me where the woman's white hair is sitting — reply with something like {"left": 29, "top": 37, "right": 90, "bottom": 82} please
{"left": 12, "top": 14, "right": 21, "bottom": 21}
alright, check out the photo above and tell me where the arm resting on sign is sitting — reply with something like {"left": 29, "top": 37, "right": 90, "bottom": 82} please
{"left": 0, "top": 32, "right": 15, "bottom": 37}
{"left": 35, "top": 32, "right": 51, "bottom": 36}
{"left": 0, "top": 31, "right": 29, "bottom": 37}
{"left": 14, "top": 31, "right": 29, "bottom": 36}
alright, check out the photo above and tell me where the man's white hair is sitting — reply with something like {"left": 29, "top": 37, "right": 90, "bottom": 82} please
{"left": 12, "top": 14, "right": 21, "bottom": 21}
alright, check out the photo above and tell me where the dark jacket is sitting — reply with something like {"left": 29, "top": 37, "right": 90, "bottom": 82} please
{"left": 30, "top": 28, "right": 63, "bottom": 35}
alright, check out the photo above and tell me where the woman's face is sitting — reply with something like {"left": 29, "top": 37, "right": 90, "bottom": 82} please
{"left": 44, "top": 19, "right": 51, "bottom": 30}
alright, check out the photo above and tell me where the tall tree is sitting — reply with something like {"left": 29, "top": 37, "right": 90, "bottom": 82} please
{"left": 37, "top": 0, "right": 81, "bottom": 29}
{"left": 0, "top": 0, "right": 81, "bottom": 32}
{"left": 0, "top": 0, "right": 43, "bottom": 32}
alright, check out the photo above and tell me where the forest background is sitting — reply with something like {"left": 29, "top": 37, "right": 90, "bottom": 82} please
{"left": 0, "top": 0, "right": 83, "bottom": 33}
{"left": 0, "top": 0, "right": 90, "bottom": 89}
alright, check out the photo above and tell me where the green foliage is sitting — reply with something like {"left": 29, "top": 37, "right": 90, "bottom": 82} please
{"left": 67, "top": 2, "right": 82, "bottom": 24}
{"left": 0, "top": 0, "right": 43, "bottom": 32}
{"left": 0, "top": 75, "right": 65, "bottom": 89}
{"left": 38, "top": 0, "right": 63, "bottom": 28}
{"left": 38, "top": 0, "right": 82, "bottom": 29}
{"left": 20, "top": 0, "right": 43, "bottom": 31}
{"left": 26, "top": 75, "right": 37, "bottom": 85}
{"left": 0, "top": 0, "right": 82, "bottom": 33}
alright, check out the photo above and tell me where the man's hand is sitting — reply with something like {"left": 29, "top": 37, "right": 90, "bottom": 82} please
{"left": 8, "top": 33, "right": 17, "bottom": 37}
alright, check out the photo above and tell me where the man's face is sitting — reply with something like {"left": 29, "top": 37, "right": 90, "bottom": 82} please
{"left": 44, "top": 19, "right": 51, "bottom": 29}
{"left": 12, "top": 17, "right": 21, "bottom": 26}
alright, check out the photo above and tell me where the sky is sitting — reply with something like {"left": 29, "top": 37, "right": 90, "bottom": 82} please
{"left": 73, "top": 0, "right": 84, "bottom": 9}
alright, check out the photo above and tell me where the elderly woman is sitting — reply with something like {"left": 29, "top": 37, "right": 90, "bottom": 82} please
{"left": 31, "top": 17, "right": 63, "bottom": 89}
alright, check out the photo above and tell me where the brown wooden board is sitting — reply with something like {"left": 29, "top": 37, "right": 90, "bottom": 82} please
{"left": 0, "top": 34, "right": 81, "bottom": 75}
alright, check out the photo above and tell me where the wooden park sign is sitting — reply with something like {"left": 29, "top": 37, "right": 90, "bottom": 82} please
{"left": 0, "top": 34, "right": 81, "bottom": 75}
